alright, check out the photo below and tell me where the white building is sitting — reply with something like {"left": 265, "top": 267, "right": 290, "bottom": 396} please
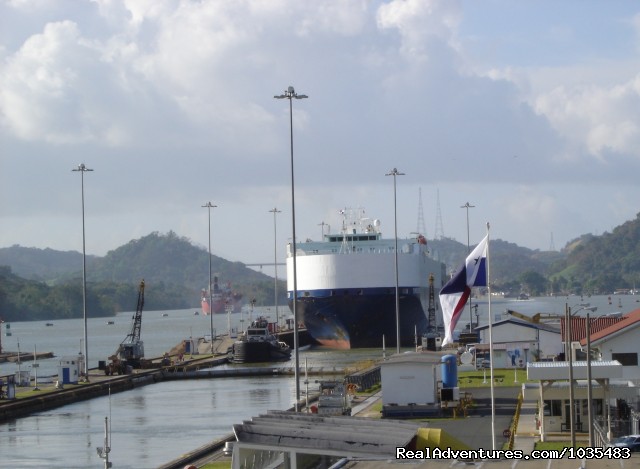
{"left": 475, "top": 317, "right": 562, "bottom": 366}
{"left": 380, "top": 352, "right": 444, "bottom": 406}
{"left": 579, "top": 309, "right": 640, "bottom": 383}
{"left": 526, "top": 361, "right": 633, "bottom": 440}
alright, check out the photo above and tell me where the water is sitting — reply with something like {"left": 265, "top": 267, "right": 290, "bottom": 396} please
{"left": 2, "top": 295, "right": 636, "bottom": 467}
{"left": 0, "top": 307, "right": 383, "bottom": 468}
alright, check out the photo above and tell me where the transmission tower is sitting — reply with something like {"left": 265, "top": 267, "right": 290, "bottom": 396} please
{"left": 416, "top": 187, "right": 427, "bottom": 237}
{"left": 433, "top": 188, "right": 445, "bottom": 240}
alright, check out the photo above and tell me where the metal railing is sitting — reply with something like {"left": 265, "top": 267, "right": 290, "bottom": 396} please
{"left": 593, "top": 419, "right": 609, "bottom": 448}
{"left": 507, "top": 390, "right": 524, "bottom": 450}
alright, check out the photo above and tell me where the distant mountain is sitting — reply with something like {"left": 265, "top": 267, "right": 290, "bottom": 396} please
{"left": 549, "top": 212, "right": 640, "bottom": 294}
{"left": 429, "top": 237, "right": 564, "bottom": 284}
{"left": 0, "top": 245, "right": 97, "bottom": 282}
{"left": 88, "top": 231, "right": 267, "bottom": 287}
{"left": 6, "top": 214, "right": 640, "bottom": 320}
{"left": 0, "top": 231, "right": 284, "bottom": 321}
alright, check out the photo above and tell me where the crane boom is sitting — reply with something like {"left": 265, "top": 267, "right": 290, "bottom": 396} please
{"left": 126, "top": 279, "right": 145, "bottom": 344}
{"left": 427, "top": 273, "right": 436, "bottom": 333}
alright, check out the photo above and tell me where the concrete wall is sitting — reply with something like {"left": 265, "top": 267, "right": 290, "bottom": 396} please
{"left": 479, "top": 322, "right": 562, "bottom": 365}
{"left": 381, "top": 361, "right": 439, "bottom": 405}
{"left": 597, "top": 326, "right": 640, "bottom": 381}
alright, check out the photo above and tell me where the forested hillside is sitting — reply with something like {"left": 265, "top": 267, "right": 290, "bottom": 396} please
{"left": 0, "top": 232, "right": 284, "bottom": 321}
{"left": 3, "top": 212, "right": 640, "bottom": 322}
{"left": 550, "top": 213, "right": 640, "bottom": 294}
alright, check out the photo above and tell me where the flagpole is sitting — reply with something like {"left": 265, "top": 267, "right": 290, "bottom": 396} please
{"left": 487, "top": 221, "right": 496, "bottom": 450}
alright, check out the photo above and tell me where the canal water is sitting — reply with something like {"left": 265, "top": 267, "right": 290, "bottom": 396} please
{"left": 0, "top": 295, "right": 636, "bottom": 468}
{"left": 0, "top": 307, "right": 383, "bottom": 468}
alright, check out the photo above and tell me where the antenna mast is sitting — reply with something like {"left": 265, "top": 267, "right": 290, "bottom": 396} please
{"left": 417, "top": 187, "right": 427, "bottom": 237}
{"left": 434, "top": 188, "right": 445, "bottom": 239}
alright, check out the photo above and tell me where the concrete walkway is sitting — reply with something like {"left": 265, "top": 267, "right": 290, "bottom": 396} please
{"left": 513, "top": 401, "right": 538, "bottom": 452}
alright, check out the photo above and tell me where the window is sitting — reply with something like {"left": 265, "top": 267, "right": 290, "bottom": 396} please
{"left": 612, "top": 353, "right": 638, "bottom": 366}
{"left": 543, "top": 400, "right": 562, "bottom": 416}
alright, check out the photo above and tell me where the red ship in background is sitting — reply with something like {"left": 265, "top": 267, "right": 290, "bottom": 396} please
{"left": 201, "top": 275, "right": 243, "bottom": 315}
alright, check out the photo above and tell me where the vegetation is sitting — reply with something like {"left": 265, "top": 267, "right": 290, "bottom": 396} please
{"left": 5, "top": 211, "right": 640, "bottom": 321}
{"left": 0, "top": 232, "right": 285, "bottom": 321}
{"left": 201, "top": 462, "right": 231, "bottom": 469}
{"left": 458, "top": 369, "right": 530, "bottom": 388}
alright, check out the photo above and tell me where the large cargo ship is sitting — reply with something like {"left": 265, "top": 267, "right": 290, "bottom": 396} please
{"left": 286, "top": 208, "right": 446, "bottom": 349}
{"left": 201, "top": 275, "right": 243, "bottom": 315}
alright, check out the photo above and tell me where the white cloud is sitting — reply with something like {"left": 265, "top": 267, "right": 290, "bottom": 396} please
{"left": 2, "top": 0, "right": 640, "bottom": 259}
{"left": 534, "top": 75, "right": 640, "bottom": 161}
{"left": 376, "top": 0, "right": 461, "bottom": 61}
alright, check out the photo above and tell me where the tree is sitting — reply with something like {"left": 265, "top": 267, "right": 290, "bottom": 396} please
{"left": 519, "top": 271, "right": 548, "bottom": 296}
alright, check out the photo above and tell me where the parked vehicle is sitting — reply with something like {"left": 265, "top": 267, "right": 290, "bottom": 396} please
{"left": 607, "top": 435, "right": 640, "bottom": 452}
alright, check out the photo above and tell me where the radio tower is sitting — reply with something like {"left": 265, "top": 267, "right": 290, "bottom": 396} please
{"left": 417, "top": 187, "right": 427, "bottom": 237}
{"left": 433, "top": 188, "right": 445, "bottom": 240}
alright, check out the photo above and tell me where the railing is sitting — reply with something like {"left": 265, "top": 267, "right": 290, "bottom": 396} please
{"left": 631, "top": 408, "right": 640, "bottom": 435}
{"left": 593, "top": 419, "right": 609, "bottom": 448}
{"left": 507, "top": 390, "right": 523, "bottom": 450}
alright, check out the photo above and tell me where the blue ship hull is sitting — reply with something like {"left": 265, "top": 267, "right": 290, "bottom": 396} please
{"left": 290, "top": 288, "right": 427, "bottom": 349}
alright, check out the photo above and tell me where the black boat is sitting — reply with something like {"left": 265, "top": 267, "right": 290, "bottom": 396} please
{"left": 229, "top": 317, "right": 291, "bottom": 363}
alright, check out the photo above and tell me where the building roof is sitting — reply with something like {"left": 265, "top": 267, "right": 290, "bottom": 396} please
{"left": 579, "top": 308, "right": 640, "bottom": 346}
{"left": 527, "top": 360, "right": 623, "bottom": 380}
{"left": 561, "top": 315, "right": 626, "bottom": 342}
{"left": 382, "top": 350, "right": 446, "bottom": 365}
{"left": 232, "top": 411, "right": 422, "bottom": 457}
{"left": 475, "top": 317, "right": 560, "bottom": 334}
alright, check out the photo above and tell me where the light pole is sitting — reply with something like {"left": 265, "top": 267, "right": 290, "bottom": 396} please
{"left": 386, "top": 168, "right": 405, "bottom": 353}
{"left": 586, "top": 311, "right": 594, "bottom": 446}
{"left": 318, "top": 221, "right": 329, "bottom": 239}
{"left": 565, "top": 302, "right": 597, "bottom": 447}
{"left": 72, "top": 163, "right": 93, "bottom": 381}
{"left": 461, "top": 202, "right": 475, "bottom": 332}
{"left": 202, "top": 202, "right": 217, "bottom": 354}
{"left": 274, "top": 86, "right": 307, "bottom": 411}
{"left": 269, "top": 208, "right": 281, "bottom": 333}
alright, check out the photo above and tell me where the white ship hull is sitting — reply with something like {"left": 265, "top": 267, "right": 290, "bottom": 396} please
{"left": 285, "top": 209, "right": 445, "bottom": 348}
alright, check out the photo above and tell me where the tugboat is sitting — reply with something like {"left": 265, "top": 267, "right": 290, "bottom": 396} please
{"left": 229, "top": 317, "right": 291, "bottom": 363}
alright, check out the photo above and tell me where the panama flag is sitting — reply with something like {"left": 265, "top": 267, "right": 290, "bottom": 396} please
{"left": 440, "top": 234, "right": 488, "bottom": 346}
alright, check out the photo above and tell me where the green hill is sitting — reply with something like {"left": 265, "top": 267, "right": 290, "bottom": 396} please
{"left": 550, "top": 212, "right": 640, "bottom": 294}
{"left": 0, "top": 231, "right": 284, "bottom": 321}
{"left": 4, "top": 211, "right": 640, "bottom": 321}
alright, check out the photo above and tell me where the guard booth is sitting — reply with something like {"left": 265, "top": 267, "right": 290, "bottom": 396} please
{"left": 15, "top": 370, "right": 31, "bottom": 387}
{"left": 3, "top": 375, "right": 16, "bottom": 399}
{"left": 58, "top": 355, "right": 83, "bottom": 385}
{"left": 184, "top": 338, "right": 198, "bottom": 355}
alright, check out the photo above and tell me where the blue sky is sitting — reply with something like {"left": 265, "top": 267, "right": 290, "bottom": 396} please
{"left": 1, "top": 0, "right": 640, "bottom": 274}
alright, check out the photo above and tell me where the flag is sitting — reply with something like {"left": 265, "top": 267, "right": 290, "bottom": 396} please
{"left": 439, "top": 235, "right": 488, "bottom": 346}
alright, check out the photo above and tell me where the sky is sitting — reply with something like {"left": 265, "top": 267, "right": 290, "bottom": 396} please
{"left": 2, "top": 0, "right": 640, "bottom": 275}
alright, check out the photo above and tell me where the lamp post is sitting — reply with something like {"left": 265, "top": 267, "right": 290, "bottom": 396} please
{"left": 461, "top": 202, "right": 475, "bottom": 332}
{"left": 318, "top": 221, "right": 329, "bottom": 239}
{"left": 72, "top": 163, "right": 93, "bottom": 381}
{"left": 565, "top": 302, "right": 597, "bottom": 447}
{"left": 386, "top": 168, "right": 405, "bottom": 354}
{"left": 269, "top": 208, "right": 281, "bottom": 333}
{"left": 586, "top": 311, "right": 594, "bottom": 446}
{"left": 274, "top": 86, "right": 307, "bottom": 411}
{"left": 202, "top": 202, "right": 217, "bottom": 354}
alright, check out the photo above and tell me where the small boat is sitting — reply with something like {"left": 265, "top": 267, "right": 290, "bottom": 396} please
{"left": 229, "top": 317, "right": 291, "bottom": 363}
{"left": 45, "top": 323, "right": 54, "bottom": 327}
{"left": 194, "top": 311, "right": 199, "bottom": 316}
{"left": 106, "top": 321, "right": 115, "bottom": 325}
{"left": 162, "top": 313, "right": 169, "bottom": 317}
